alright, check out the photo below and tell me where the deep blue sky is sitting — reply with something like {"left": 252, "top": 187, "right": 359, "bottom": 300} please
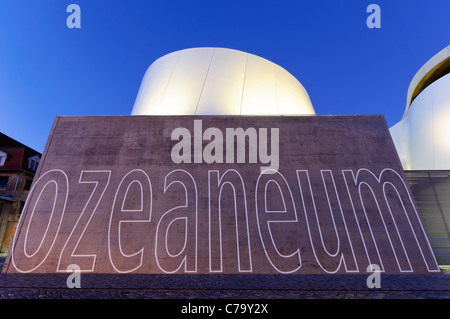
{"left": 1, "top": 0, "right": 449, "bottom": 153}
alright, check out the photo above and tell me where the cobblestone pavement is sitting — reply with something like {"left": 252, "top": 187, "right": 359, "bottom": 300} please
{"left": 1, "top": 254, "right": 450, "bottom": 299}
{"left": 1, "top": 272, "right": 450, "bottom": 299}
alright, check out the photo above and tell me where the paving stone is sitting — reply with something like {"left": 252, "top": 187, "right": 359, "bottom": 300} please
{"left": 1, "top": 272, "right": 450, "bottom": 299}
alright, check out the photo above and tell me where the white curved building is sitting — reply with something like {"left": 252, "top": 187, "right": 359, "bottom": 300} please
{"left": 390, "top": 45, "right": 450, "bottom": 265}
{"left": 390, "top": 45, "right": 450, "bottom": 170}
{"left": 131, "top": 47, "right": 315, "bottom": 116}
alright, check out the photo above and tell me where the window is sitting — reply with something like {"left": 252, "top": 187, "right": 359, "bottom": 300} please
{"left": 0, "top": 151, "right": 8, "bottom": 167}
{"left": 28, "top": 155, "right": 40, "bottom": 172}
{"left": 0, "top": 176, "right": 9, "bottom": 188}
{"left": 24, "top": 178, "right": 33, "bottom": 191}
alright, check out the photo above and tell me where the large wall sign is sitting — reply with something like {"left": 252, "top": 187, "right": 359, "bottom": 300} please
{"left": 3, "top": 115, "right": 439, "bottom": 274}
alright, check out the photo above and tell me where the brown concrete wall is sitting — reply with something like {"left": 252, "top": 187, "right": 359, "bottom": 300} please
{"left": 3, "top": 115, "right": 440, "bottom": 274}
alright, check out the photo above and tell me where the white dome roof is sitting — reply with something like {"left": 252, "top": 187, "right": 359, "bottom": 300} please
{"left": 131, "top": 47, "right": 315, "bottom": 116}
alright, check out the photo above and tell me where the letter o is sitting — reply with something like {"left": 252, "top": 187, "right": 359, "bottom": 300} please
{"left": 11, "top": 170, "right": 69, "bottom": 273}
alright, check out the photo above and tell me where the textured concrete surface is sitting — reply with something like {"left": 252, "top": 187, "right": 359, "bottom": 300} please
{"left": 3, "top": 115, "right": 439, "bottom": 274}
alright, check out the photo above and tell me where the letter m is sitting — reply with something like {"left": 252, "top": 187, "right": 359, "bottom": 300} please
{"left": 343, "top": 168, "right": 439, "bottom": 273}
{"left": 226, "top": 127, "right": 257, "bottom": 164}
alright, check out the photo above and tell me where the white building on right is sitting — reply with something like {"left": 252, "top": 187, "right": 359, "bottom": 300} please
{"left": 390, "top": 45, "right": 450, "bottom": 265}
{"left": 390, "top": 45, "right": 450, "bottom": 170}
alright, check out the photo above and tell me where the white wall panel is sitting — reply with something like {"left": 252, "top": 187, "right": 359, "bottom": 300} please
{"left": 431, "top": 75, "right": 450, "bottom": 169}
{"left": 390, "top": 120, "right": 409, "bottom": 169}
{"left": 159, "top": 48, "right": 214, "bottom": 115}
{"left": 408, "top": 84, "right": 434, "bottom": 170}
{"left": 196, "top": 48, "right": 247, "bottom": 115}
{"left": 274, "top": 64, "right": 314, "bottom": 115}
{"left": 131, "top": 52, "right": 180, "bottom": 115}
{"left": 390, "top": 73, "right": 450, "bottom": 170}
{"left": 241, "top": 54, "right": 277, "bottom": 115}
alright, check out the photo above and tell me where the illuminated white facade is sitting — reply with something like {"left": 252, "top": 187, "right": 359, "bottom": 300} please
{"left": 131, "top": 47, "right": 315, "bottom": 116}
{"left": 390, "top": 46, "right": 450, "bottom": 170}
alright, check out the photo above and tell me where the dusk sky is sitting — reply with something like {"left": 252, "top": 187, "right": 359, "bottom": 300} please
{"left": 1, "top": 0, "right": 449, "bottom": 153}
